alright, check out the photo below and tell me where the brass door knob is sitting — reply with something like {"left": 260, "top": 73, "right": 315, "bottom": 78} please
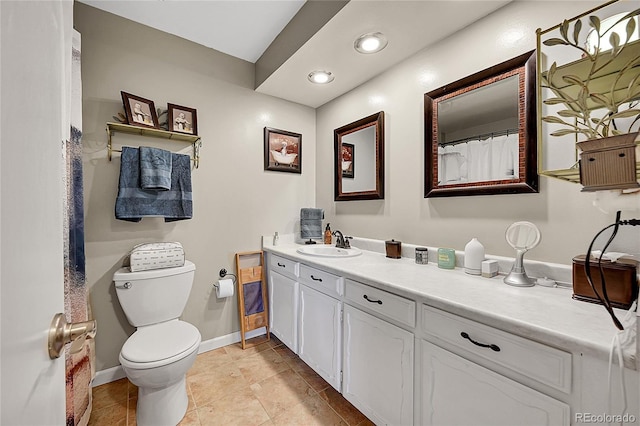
{"left": 48, "top": 313, "right": 97, "bottom": 359}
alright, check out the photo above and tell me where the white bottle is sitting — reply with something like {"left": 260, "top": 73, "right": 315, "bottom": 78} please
{"left": 464, "top": 238, "right": 485, "bottom": 275}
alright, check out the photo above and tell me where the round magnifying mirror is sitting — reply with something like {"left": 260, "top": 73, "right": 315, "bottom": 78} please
{"left": 503, "top": 221, "right": 541, "bottom": 287}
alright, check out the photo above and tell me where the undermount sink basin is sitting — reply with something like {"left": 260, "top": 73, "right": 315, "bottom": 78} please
{"left": 296, "top": 245, "right": 362, "bottom": 258}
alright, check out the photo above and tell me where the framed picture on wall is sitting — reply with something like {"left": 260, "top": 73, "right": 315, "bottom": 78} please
{"left": 168, "top": 103, "right": 198, "bottom": 135}
{"left": 264, "top": 127, "right": 302, "bottom": 174}
{"left": 342, "top": 143, "right": 354, "bottom": 178}
{"left": 121, "top": 91, "right": 159, "bottom": 129}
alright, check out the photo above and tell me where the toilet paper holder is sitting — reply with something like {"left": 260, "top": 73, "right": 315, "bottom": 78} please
{"left": 216, "top": 268, "right": 237, "bottom": 288}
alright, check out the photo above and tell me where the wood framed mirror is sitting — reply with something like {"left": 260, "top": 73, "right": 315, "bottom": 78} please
{"left": 335, "top": 111, "right": 385, "bottom": 201}
{"left": 424, "top": 50, "right": 538, "bottom": 197}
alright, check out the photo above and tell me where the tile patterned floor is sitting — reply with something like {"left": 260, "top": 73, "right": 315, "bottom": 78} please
{"left": 89, "top": 335, "right": 373, "bottom": 426}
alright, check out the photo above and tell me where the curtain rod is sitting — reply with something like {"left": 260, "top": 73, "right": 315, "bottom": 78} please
{"left": 439, "top": 128, "right": 518, "bottom": 147}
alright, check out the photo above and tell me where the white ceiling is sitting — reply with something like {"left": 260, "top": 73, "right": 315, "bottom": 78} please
{"left": 79, "top": 0, "right": 306, "bottom": 63}
{"left": 78, "top": 0, "right": 512, "bottom": 108}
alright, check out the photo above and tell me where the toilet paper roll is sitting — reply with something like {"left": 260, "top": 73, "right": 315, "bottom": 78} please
{"left": 216, "top": 278, "right": 235, "bottom": 298}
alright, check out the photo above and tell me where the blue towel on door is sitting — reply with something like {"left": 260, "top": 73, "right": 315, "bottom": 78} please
{"left": 116, "top": 146, "right": 193, "bottom": 222}
{"left": 140, "top": 146, "right": 172, "bottom": 190}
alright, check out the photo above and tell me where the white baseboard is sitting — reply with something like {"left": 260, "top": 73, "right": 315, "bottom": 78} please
{"left": 92, "top": 364, "right": 127, "bottom": 387}
{"left": 196, "top": 328, "right": 266, "bottom": 353}
{"left": 92, "top": 327, "right": 267, "bottom": 388}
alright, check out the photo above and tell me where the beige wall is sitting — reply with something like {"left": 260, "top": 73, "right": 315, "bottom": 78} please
{"left": 317, "top": 1, "right": 640, "bottom": 265}
{"left": 75, "top": 3, "right": 316, "bottom": 370}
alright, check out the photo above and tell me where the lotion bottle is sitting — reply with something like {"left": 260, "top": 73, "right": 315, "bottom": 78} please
{"left": 324, "top": 223, "right": 332, "bottom": 245}
{"left": 464, "top": 238, "right": 485, "bottom": 275}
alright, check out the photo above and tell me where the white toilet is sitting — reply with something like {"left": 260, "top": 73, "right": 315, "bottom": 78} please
{"left": 113, "top": 260, "right": 201, "bottom": 426}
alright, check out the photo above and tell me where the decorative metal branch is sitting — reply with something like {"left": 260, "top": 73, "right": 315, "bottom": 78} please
{"left": 541, "top": 9, "right": 640, "bottom": 139}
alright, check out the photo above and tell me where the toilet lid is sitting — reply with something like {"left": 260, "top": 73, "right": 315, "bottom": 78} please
{"left": 121, "top": 321, "right": 201, "bottom": 364}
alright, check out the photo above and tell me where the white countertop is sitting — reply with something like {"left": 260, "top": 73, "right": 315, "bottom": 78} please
{"left": 263, "top": 236, "right": 637, "bottom": 369}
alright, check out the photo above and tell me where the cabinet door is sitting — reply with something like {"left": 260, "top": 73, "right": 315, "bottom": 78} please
{"left": 268, "top": 271, "right": 298, "bottom": 353}
{"left": 298, "top": 284, "right": 341, "bottom": 391}
{"left": 342, "top": 304, "right": 413, "bottom": 426}
{"left": 421, "top": 340, "right": 569, "bottom": 426}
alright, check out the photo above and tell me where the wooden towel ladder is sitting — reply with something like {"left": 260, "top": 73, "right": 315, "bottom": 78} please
{"left": 235, "top": 250, "right": 270, "bottom": 349}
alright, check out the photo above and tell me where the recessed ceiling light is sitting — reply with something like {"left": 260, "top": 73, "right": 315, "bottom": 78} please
{"left": 308, "top": 70, "right": 335, "bottom": 84}
{"left": 354, "top": 32, "right": 388, "bottom": 54}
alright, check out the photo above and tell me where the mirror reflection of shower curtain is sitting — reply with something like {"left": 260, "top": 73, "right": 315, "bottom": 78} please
{"left": 438, "top": 144, "right": 467, "bottom": 184}
{"left": 496, "top": 133, "right": 519, "bottom": 180}
{"left": 439, "top": 132, "right": 518, "bottom": 184}
{"left": 467, "top": 138, "right": 491, "bottom": 182}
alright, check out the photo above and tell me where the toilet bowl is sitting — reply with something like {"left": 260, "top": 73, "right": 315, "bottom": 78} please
{"left": 114, "top": 260, "right": 201, "bottom": 426}
{"left": 120, "top": 320, "right": 201, "bottom": 425}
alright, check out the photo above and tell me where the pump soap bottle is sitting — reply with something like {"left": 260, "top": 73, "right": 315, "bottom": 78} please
{"left": 324, "top": 223, "right": 332, "bottom": 245}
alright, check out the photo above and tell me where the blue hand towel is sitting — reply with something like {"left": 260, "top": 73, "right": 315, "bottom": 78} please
{"left": 300, "top": 220, "right": 323, "bottom": 239}
{"left": 140, "top": 146, "right": 172, "bottom": 190}
{"left": 116, "top": 147, "right": 193, "bottom": 222}
{"left": 300, "top": 208, "right": 324, "bottom": 239}
{"left": 300, "top": 208, "right": 324, "bottom": 220}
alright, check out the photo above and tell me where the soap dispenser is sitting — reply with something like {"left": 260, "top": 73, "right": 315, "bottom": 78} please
{"left": 324, "top": 223, "right": 332, "bottom": 245}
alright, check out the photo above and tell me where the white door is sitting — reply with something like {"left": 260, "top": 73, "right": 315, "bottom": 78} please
{"left": 298, "top": 284, "right": 341, "bottom": 391}
{"left": 421, "top": 340, "right": 570, "bottom": 425}
{"left": 268, "top": 271, "right": 298, "bottom": 352}
{"left": 342, "top": 304, "right": 414, "bottom": 426}
{"left": 1, "top": 1, "right": 73, "bottom": 424}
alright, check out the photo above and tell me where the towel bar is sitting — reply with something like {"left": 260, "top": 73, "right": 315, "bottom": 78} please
{"left": 106, "top": 122, "right": 202, "bottom": 168}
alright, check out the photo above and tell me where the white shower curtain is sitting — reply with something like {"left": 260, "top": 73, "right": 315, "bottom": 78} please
{"left": 64, "top": 29, "right": 94, "bottom": 426}
{"left": 439, "top": 131, "right": 518, "bottom": 185}
{"left": 439, "top": 144, "right": 467, "bottom": 183}
{"left": 467, "top": 137, "right": 491, "bottom": 182}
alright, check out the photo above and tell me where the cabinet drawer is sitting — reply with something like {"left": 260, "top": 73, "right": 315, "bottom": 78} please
{"left": 299, "top": 264, "right": 343, "bottom": 298}
{"left": 422, "top": 305, "right": 571, "bottom": 393}
{"left": 345, "top": 279, "right": 415, "bottom": 327}
{"left": 269, "top": 254, "right": 298, "bottom": 279}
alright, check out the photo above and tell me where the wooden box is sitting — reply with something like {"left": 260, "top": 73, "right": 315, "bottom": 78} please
{"left": 577, "top": 133, "right": 639, "bottom": 192}
{"left": 572, "top": 255, "right": 638, "bottom": 309}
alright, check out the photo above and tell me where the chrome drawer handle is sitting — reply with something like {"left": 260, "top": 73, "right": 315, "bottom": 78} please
{"left": 363, "top": 294, "right": 382, "bottom": 305}
{"left": 277, "top": 262, "right": 286, "bottom": 268}
{"left": 310, "top": 275, "right": 323, "bottom": 282}
{"left": 460, "top": 332, "right": 500, "bottom": 352}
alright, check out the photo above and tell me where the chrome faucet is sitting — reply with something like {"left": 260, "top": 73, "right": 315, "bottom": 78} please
{"left": 332, "top": 230, "right": 351, "bottom": 249}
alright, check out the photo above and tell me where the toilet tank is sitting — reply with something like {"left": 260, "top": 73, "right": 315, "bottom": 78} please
{"left": 113, "top": 261, "right": 196, "bottom": 327}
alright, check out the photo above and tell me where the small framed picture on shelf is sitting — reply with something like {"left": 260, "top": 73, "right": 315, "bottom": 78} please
{"left": 342, "top": 143, "right": 354, "bottom": 178}
{"left": 168, "top": 103, "right": 198, "bottom": 135}
{"left": 121, "top": 91, "right": 159, "bottom": 129}
{"left": 264, "top": 127, "right": 302, "bottom": 174}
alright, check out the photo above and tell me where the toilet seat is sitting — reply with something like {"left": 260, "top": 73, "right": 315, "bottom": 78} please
{"left": 120, "top": 320, "right": 201, "bottom": 370}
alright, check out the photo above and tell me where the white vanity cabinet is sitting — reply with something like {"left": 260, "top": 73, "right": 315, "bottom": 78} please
{"left": 342, "top": 279, "right": 415, "bottom": 426}
{"left": 297, "top": 264, "right": 343, "bottom": 391}
{"left": 421, "top": 305, "right": 571, "bottom": 426}
{"left": 267, "top": 254, "right": 299, "bottom": 353}
{"left": 265, "top": 245, "right": 640, "bottom": 426}
{"left": 422, "top": 341, "right": 569, "bottom": 425}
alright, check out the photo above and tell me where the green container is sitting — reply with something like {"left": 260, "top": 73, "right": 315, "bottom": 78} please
{"left": 437, "top": 248, "right": 456, "bottom": 269}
